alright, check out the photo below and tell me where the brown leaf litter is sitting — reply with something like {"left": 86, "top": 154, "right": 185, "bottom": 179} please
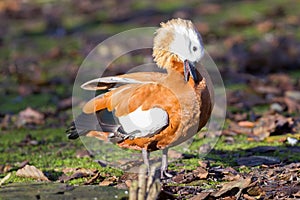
{"left": 16, "top": 165, "right": 49, "bottom": 181}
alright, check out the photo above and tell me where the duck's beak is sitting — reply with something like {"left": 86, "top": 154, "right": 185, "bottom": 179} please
{"left": 184, "top": 60, "right": 199, "bottom": 83}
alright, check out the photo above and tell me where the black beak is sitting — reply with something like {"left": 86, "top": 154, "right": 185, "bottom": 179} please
{"left": 184, "top": 60, "right": 199, "bottom": 83}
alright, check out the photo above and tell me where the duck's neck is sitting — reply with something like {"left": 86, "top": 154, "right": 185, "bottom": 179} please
{"left": 166, "top": 60, "right": 200, "bottom": 87}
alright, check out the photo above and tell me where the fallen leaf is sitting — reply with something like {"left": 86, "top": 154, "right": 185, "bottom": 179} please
{"left": 58, "top": 174, "right": 70, "bottom": 182}
{"left": 243, "top": 193, "right": 256, "bottom": 200}
{"left": 190, "top": 192, "right": 210, "bottom": 200}
{"left": 252, "top": 114, "right": 294, "bottom": 140}
{"left": 85, "top": 172, "right": 103, "bottom": 185}
{"left": 223, "top": 174, "right": 241, "bottom": 181}
{"left": 198, "top": 160, "right": 209, "bottom": 168}
{"left": 221, "top": 167, "right": 241, "bottom": 181}
{"left": 238, "top": 121, "right": 255, "bottom": 128}
{"left": 246, "top": 184, "right": 264, "bottom": 197}
{"left": 172, "top": 174, "right": 185, "bottom": 183}
{"left": 228, "top": 121, "right": 253, "bottom": 135}
{"left": 17, "top": 107, "right": 44, "bottom": 127}
{"left": 168, "top": 149, "right": 183, "bottom": 159}
{"left": 18, "top": 134, "right": 39, "bottom": 146}
{"left": 212, "top": 177, "right": 251, "bottom": 198}
{"left": 256, "top": 20, "right": 274, "bottom": 33}
{"left": 0, "top": 164, "right": 12, "bottom": 173}
{"left": 224, "top": 137, "right": 234, "bottom": 145}
{"left": 221, "top": 197, "right": 236, "bottom": 200}
{"left": 172, "top": 172, "right": 195, "bottom": 184}
{"left": 18, "top": 160, "right": 30, "bottom": 169}
{"left": 125, "top": 180, "right": 132, "bottom": 188}
{"left": 195, "top": 167, "right": 208, "bottom": 179}
{"left": 284, "top": 96, "right": 300, "bottom": 113}
{"left": 0, "top": 114, "right": 11, "bottom": 129}
{"left": 59, "top": 168, "right": 97, "bottom": 182}
{"left": 254, "top": 85, "right": 281, "bottom": 95}
{"left": 76, "top": 149, "right": 92, "bottom": 158}
{"left": 16, "top": 165, "right": 49, "bottom": 181}
{"left": 293, "top": 190, "right": 300, "bottom": 198}
{"left": 284, "top": 90, "right": 300, "bottom": 102}
{"left": 224, "top": 17, "right": 253, "bottom": 27}
{"left": 99, "top": 176, "right": 117, "bottom": 186}
{"left": 0, "top": 173, "right": 11, "bottom": 186}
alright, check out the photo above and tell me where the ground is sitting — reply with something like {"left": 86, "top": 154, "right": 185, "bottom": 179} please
{"left": 0, "top": 0, "right": 300, "bottom": 199}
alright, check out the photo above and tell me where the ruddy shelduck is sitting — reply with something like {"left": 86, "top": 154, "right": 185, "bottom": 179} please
{"left": 67, "top": 18, "right": 213, "bottom": 178}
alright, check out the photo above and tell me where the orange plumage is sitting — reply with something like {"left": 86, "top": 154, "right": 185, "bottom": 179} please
{"left": 67, "top": 18, "right": 213, "bottom": 178}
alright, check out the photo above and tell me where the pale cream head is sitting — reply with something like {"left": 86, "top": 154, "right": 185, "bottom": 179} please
{"left": 153, "top": 18, "right": 204, "bottom": 69}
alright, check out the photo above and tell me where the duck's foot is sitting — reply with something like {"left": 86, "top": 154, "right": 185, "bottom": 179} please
{"left": 160, "top": 148, "right": 173, "bottom": 179}
{"left": 160, "top": 169, "right": 173, "bottom": 179}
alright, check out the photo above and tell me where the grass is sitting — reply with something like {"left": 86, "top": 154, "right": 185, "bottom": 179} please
{"left": 0, "top": 128, "right": 123, "bottom": 183}
{"left": 0, "top": 94, "right": 55, "bottom": 113}
{"left": 1, "top": 0, "right": 299, "bottom": 193}
{"left": 2, "top": 126, "right": 298, "bottom": 185}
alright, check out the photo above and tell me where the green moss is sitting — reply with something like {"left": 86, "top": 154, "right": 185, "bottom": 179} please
{"left": 236, "top": 166, "right": 253, "bottom": 174}
{"left": 155, "top": 0, "right": 197, "bottom": 12}
{"left": 288, "top": 70, "right": 300, "bottom": 80}
{"left": 252, "top": 104, "right": 270, "bottom": 114}
{"left": 225, "top": 83, "right": 248, "bottom": 91}
{"left": 0, "top": 128, "right": 123, "bottom": 185}
{"left": 0, "top": 94, "right": 55, "bottom": 113}
{"left": 7, "top": 172, "right": 39, "bottom": 184}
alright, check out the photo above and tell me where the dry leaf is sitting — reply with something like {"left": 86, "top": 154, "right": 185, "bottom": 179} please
{"left": 198, "top": 160, "right": 208, "bottom": 168}
{"left": 168, "top": 149, "right": 183, "bottom": 159}
{"left": 85, "top": 172, "right": 103, "bottom": 185}
{"left": 0, "top": 114, "right": 11, "bottom": 129}
{"left": 61, "top": 168, "right": 96, "bottom": 182}
{"left": 256, "top": 20, "right": 274, "bottom": 33}
{"left": 190, "top": 192, "right": 210, "bottom": 200}
{"left": 0, "top": 173, "right": 11, "bottom": 186}
{"left": 17, "top": 107, "right": 44, "bottom": 127}
{"left": 213, "top": 177, "right": 251, "bottom": 198}
{"left": 243, "top": 193, "right": 256, "bottom": 200}
{"left": 238, "top": 121, "right": 255, "bottom": 128}
{"left": 195, "top": 167, "right": 208, "bottom": 179}
{"left": 293, "top": 190, "right": 300, "bottom": 198}
{"left": 76, "top": 149, "right": 92, "bottom": 158}
{"left": 99, "top": 177, "right": 117, "bottom": 186}
{"left": 253, "top": 114, "right": 294, "bottom": 140}
{"left": 16, "top": 165, "right": 49, "bottom": 181}
{"left": 285, "top": 90, "right": 300, "bottom": 102}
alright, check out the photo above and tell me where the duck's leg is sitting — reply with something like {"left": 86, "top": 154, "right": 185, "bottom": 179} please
{"left": 161, "top": 148, "right": 173, "bottom": 179}
{"left": 142, "top": 148, "right": 150, "bottom": 174}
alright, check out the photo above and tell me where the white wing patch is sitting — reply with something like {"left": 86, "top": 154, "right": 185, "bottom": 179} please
{"left": 118, "top": 107, "right": 168, "bottom": 138}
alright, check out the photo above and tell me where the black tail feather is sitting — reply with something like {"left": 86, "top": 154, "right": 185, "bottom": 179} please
{"left": 66, "top": 109, "right": 127, "bottom": 141}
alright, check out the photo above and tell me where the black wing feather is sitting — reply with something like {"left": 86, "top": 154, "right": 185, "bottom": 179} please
{"left": 66, "top": 109, "right": 127, "bottom": 143}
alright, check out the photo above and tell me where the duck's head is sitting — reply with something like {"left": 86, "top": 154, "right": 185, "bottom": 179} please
{"left": 153, "top": 18, "right": 204, "bottom": 83}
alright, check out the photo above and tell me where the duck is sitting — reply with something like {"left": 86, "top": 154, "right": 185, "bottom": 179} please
{"left": 66, "top": 18, "right": 213, "bottom": 178}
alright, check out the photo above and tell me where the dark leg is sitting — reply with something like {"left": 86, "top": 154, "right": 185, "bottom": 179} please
{"left": 161, "top": 148, "right": 173, "bottom": 179}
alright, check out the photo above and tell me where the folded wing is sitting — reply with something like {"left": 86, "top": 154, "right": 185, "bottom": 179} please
{"left": 67, "top": 72, "right": 181, "bottom": 150}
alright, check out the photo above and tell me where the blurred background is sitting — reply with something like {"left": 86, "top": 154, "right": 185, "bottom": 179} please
{"left": 0, "top": 0, "right": 300, "bottom": 197}
{"left": 0, "top": 0, "right": 299, "bottom": 123}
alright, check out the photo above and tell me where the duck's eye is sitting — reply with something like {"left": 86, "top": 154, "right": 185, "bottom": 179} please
{"left": 192, "top": 46, "right": 197, "bottom": 52}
